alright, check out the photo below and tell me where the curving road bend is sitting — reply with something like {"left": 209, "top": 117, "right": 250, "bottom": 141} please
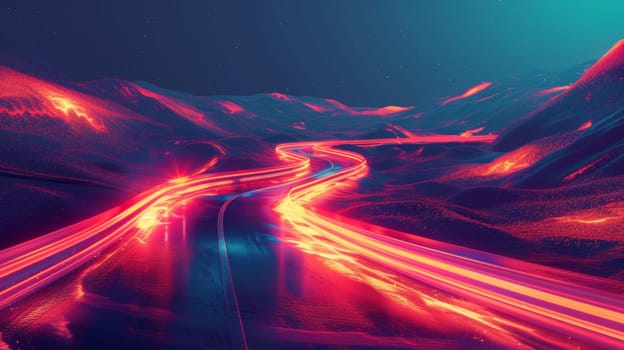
{"left": 274, "top": 137, "right": 624, "bottom": 349}
{"left": 1, "top": 134, "right": 623, "bottom": 349}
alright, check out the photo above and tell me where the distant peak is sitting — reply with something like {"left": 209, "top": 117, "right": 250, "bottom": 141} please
{"left": 575, "top": 39, "right": 624, "bottom": 85}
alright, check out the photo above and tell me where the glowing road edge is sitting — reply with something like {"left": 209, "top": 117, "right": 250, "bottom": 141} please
{"left": 0, "top": 134, "right": 622, "bottom": 349}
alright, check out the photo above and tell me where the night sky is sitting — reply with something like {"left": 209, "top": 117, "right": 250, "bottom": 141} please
{"left": 1, "top": 0, "right": 623, "bottom": 106}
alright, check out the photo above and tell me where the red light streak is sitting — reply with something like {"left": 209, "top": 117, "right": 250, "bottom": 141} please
{"left": 0, "top": 130, "right": 622, "bottom": 348}
{"left": 555, "top": 215, "right": 619, "bottom": 225}
{"left": 218, "top": 100, "right": 245, "bottom": 114}
{"left": 538, "top": 85, "right": 571, "bottom": 96}
{"left": 269, "top": 92, "right": 291, "bottom": 101}
{"left": 0, "top": 152, "right": 310, "bottom": 309}
{"left": 442, "top": 82, "right": 492, "bottom": 105}
{"left": 274, "top": 136, "right": 624, "bottom": 349}
{"left": 302, "top": 102, "right": 328, "bottom": 113}
{"left": 562, "top": 152, "right": 610, "bottom": 183}
{"left": 577, "top": 120, "right": 593, "bottom": 131}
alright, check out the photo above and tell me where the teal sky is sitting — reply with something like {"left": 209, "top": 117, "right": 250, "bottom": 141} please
{"left": 1, "top": 0, "right": 623, "bottom": 105}
{"left": 401, "top": 0, "right": 624, "bottom": 78}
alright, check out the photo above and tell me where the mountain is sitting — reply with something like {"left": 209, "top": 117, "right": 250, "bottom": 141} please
{"left": 492, "top": 40, "right": 624, "bottom": 187}
{"left": 2, "top": 44, "right": 624, "bottom": 281}
{"left": 496, "top": 40, "right": 624, "bottom": 151}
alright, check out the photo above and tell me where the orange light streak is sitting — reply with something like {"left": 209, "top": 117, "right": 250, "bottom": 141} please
{"left": 0, "top": 130, "right": 622, "bottom": 349}
{"left": 481, "top": 144, "right": 541, "bottom": 176}
{"left": 554, "top": 214, "right": 621, "bottom": 225}
{"left": 351, "top": 105, "right": 414, "bottom": 116}
{"left": 47, "top": 95, "right": 105, "bottom": 131}
{"left": 0, "top": 150, "right": 311, "bottom": 309}
{"left": 442, "top": 82, "right": 492, "bottom": 105}
{"left": 301, "top": 98, "right": 414, "bottom": 116}
{"left": 537, "top": 85, "right": 570, "bottom": 96}
{"left": 460, "top": 126, "right": 486, "bottom": 137}
{"left": 577, "top": 120, "right": 593, "bottom": 131}
{"left": 274, "top": 136, "right": 624, "bottom": 349}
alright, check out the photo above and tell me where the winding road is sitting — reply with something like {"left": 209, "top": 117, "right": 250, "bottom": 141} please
{"left": 1, "top": 134, "right": 623, "bottom": 349}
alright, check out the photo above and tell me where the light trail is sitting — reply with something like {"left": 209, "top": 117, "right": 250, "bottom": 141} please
{"left": 442, "top": 82, "right": 492, "bottom": 105}
{"left": 1, "top": 132, "right": 622, "bottom": 349}
{"left": 275, "top": 136, "right": 624, "bottom": 349}
{"left": 537, "top": 85, "right": 571, "bottom": 96}
{"left": 0, "top": 151, "right": 310, "bottom": 309}
{"left": 215, "top": 155, "right": 341, "bottom": 350}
